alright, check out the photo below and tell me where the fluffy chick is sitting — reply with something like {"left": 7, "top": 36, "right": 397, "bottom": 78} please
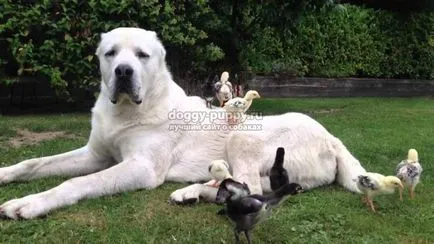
{"left": 203, "top": 160, "right": 232, "bottom": 187}
{"left": 355, "top": 172, "right": 404, "bottom": 212}
{"left": 223, "top": 90, "right": 260, "bottom": 124}
{"left": 223, "top": 90, "right": 261, "bottom": 113}
{"left": 270, "top": 147, "right": 289, "bottom": 191}
{"left": 216, "top": 179, "right": 303, "bottom": 244}
{"left": 396, "top": 148, "right": 423, "bottom": 200}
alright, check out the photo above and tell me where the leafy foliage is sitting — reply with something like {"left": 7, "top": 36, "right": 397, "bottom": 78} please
{"left": 0, "top": 0, "right": 220, "bottom": 97}
{"left": 0, "top": 1, "right": 432, "bottom": 99}
{"left": 203, "top": 0, "right": 332, "bottom": 75}
{"left": 245, "top": 5, "right": 434, "bottom": 78}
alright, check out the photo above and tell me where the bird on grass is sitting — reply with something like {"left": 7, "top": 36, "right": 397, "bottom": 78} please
{"left": 270, "top": 147, "right": 289, "bottom": 191}
{"left": 355, "top": 172, "right": 403, "bottom": 212}
{"left": 215, "top": 71, "right": 233, "bottom": 107}
{"left": 216, "top": 147, "right": 302, "bottom": 244}
{"left": 203, "top": 160, "right": 232, "bottom": 188}
{"left": 216, "top": 179, "right": 303, "bottom": 244}
{"left": 396, "top": 148, "right": 423, "bottom": 200}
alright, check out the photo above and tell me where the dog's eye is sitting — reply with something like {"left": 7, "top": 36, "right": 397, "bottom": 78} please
{"left": 137, "top": 51, "right": 149, "bottom": 59}
{"left": 104, "top": 50, "right": 116, "bottom": 57}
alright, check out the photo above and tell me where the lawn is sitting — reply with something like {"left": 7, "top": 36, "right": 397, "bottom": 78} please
{"left": 0, "top": 97, "right": 433, "bottom": 243}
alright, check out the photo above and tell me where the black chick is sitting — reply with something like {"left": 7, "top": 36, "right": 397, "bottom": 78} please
{"left": 216, "top": 179, "right": 303, "bottom": 244}
{"left": 202, "top": 75, "right": 217, "bottom": 108}
{"left": 270, "top": 147, "right": 289, "bottom": 191}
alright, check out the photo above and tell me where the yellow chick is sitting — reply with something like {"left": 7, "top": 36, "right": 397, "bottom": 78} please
{"left": 355, "top": 172, "right": 404, "bottom": 212}
{"left": 223, "top": 90, "right": 261, "bottom": 113}
{"left": 204, "top": 160, "right": 232, "bottom": 187}
{"left": 396, "top": 148, "right": 423, "bottom": 200}
{"left": 223, "top": 90, "right": 260, "bottom": 124}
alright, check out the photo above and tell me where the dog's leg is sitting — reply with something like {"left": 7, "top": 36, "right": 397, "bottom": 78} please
{"left": 0, "top": 146, "right": 109, "bottom": 184}
{"left": 170, "top": 176, "right": 270, "bottom": 204}
{"left": 170, "top": 133, "right": 265, "bottom": 204}
{"left": 0, "top": 157, "right": 159, "bottom": 219}
{"left": 170, "top": 183, "right": 218, "bottom": 204}
{"left": 226, "top": 133, "right": 264, "bottom": 194}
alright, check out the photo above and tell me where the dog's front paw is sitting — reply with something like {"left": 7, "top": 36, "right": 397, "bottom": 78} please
{"left": 0, "top": 167, "right": 16, "bottom": 185}
{"left": 0, "top": 192, "right": 51, "bottom": 219}
{"left": 169, "top": 184, "right": 204, "bottom": 205}
{"left": 169, "top": 183, "right": 219, "bottom": 204}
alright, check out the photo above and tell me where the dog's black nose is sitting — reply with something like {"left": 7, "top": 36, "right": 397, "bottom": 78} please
{"left": 115, "top": 64, "right": 134, "bottom": 78}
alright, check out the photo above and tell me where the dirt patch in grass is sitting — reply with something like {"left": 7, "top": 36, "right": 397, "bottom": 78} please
{"left": 399, "top": 239, "right": 431, "bottom": 244}
{"left": 8, "top": 128, "right": 76, "bottom": 148}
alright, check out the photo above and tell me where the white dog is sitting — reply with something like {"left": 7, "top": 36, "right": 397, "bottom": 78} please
{"left": 0, "top": 27, "right": 366, "bottom": 219}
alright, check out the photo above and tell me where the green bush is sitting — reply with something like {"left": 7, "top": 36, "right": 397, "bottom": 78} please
{"left": 0, "top": 1, "right": 433, "bottom": 100}
{"left": 0, "top": 0, "right": 222, "bottom": 97}
{"left": 245, "top": 4, "right": 434, "bottom": 79}
{"left": 376, "top": 13, "right": 434, "bottom": 79}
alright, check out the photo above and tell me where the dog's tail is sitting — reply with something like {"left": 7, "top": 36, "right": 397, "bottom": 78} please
{"left": 331, "top": 136, "right": 366, "bottom": 193}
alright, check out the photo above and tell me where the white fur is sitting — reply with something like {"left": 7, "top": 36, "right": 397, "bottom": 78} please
{"left": 0, "top": 27, "right": 366, "bottom": 219}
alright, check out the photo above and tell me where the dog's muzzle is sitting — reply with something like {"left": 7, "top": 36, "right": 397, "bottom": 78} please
{"left": 110, "top": 64, "right": 142, "bottom": 105}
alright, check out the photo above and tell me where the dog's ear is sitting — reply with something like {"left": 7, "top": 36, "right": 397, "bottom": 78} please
{"left": 160, "top": 45, "right": 166, "bottom": 58}
{"left": 147, "top": 30, "right": 158, "bottom": 38}
{"left": 148, "top": 31, "right": 166, "bottom": 58}
{"left": 95, "top": 32, "right": 107, "bottom": 56}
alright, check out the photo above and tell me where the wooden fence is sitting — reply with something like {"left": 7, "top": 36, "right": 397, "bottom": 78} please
{"left": 1, "top": 76, "right": 434, "bottom": 115}
{"left": 247, "top": 76, "right": 434, "bottom": 97}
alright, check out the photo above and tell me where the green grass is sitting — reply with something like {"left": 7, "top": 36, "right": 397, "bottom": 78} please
{"left": 1, "top": 98, "right": 433, "bottom": 243}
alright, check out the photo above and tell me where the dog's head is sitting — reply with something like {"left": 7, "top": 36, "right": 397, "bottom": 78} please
{"left": 96, "top": 27, "right": 167, "bottom": 105}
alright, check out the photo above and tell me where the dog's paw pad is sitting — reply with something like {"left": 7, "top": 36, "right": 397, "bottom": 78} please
{"left": 180, "top": 198, "right": 199, "bottom": 205}
{"left": 170, "top": 198, "right": 198, "bottom": 205}
{"left": 169, "top": 184, "right": 203, "bottom": 204}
